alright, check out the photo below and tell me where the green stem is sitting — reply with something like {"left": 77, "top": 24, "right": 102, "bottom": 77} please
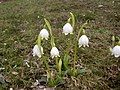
{"left": 37, "top": 34, "right": 54, "bottom": 85}
{"left": 118, "top": 40, "right": 120, "bottom": 46}
{"left": 64, "top": 34, "right": 72, "bottom": 69}
{"left": 56, "top": 57, "right": 59, "bottom": 71}
{"left": 73, "top": 40, "right": 78, "bottom": 72}
{"left": 37, "top": 35, "right": 42, "bottom": 53}
{"left": 44, "top": 18, "right": 52, "bottom": 36}
{"left": 73, "top": 22, "right": 87, "bottom": 73}
{"left": 67, "top": 17, "right": 71, "bottom": 23}
{"left": 112, "top": 42, "right": 114, "bottom": 47}
{"left": 51, "top": 36, "right": 55, "bottom": 47}
{"left": 112, "top": 36, "right": 115, "bottom": 47}
{"left": 77, "top": 23, "right": 87, "bottom": 40}
{"left": 44, "top": 18, "right": 55, "bottom": 47}
{"left": 66, "top": 35, "right": 72, "bottom": 57}
{"left": 58, "top": 59, "right": 62, "bottom": 76}
{"left": 42, "top": 56, "right": 54, "bottom": 85}
{"left": 70, "top": 12, "right": 75, "bottom": 29}
{"left": 44, "top": 18, "right": 55, "bottom": 86}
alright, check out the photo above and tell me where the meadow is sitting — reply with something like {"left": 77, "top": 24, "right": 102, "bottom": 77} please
{"left": 0, "top": 0, "right": 120, "bottom": 90}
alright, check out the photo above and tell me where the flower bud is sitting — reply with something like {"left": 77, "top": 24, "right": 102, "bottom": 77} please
{"left": 112, "top": 36, "right": 115, "bottom": 42}
{"left": 118, "top": 41, "right": 120, "bottom": 46}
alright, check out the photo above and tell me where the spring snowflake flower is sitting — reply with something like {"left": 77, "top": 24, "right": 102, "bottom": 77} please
{"left": 9, "top": 88, "right": 13, "bottom": 90}
{"left": 78, "top": 35, "right": 89, "bottom": 48}
{"left": 50, "top": 47, "right": 60, "bottom": 58}
{"left": 63, "top": 23, "right": 73, "bottom": 35}
{"left": 112, "top": 45, "right": 120, "bottom": 57}
{"left": 32, "top": 45, "right": 43, "bottom": 58}
{"left": 40, "top": 29, "right": 49, "bottom": 40}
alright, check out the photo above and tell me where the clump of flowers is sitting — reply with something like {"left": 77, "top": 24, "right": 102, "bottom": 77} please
{"left": 32, "top": 13, "right": 91, "bottom": 87}
{"left": 32, "top": 12, "right": 118, "bottom": 87}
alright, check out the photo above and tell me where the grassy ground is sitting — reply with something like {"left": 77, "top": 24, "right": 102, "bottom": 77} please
{"left": 0, "top": 0, "right": 120, "bottom": 90}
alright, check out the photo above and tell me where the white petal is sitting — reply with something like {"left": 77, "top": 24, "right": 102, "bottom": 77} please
{"left": 114, "top": 54, "right": 119, "bottom": 57}
{"left": 87, "top": 44, "right": 89, "bottom": 47}
{"left": 45, "top": 38, "right": 48, "bottom": 40}
{"left": 70, "top": 32, "right": 73, "bottom": 34}
{"left": 111, "top": 53, "right": 114, "bottom": 55}
{"left": 41, "top": 37, "right": 44, "bottom": 40}
{"left": 65, "top": 33, "right": 68, "bottom": 35}
{"left": 79, "top": 44, "right": 82, "bottom": 48}
{"left": 52, "top": 55, "right": 54, "bottom": 59}
{"left": 32, "top": 54, "right": 35, "bottom": 57}
{"left": 83, "top": 45, "right": 86, "bottom": 47}
{"left": 38, "top": 55, "right": 41, "bottom": 58}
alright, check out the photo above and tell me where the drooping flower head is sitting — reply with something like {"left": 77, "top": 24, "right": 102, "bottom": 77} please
{"left": 112, "top": 45, "right": 120, "bottom": 57}
{"left": 32, "top": 45, "right": 43, "bottom": 58}
{"left": 63, "top": 23, "right": 73, "bottom": 35}
{"left": 50, "top": 47, "right": 60, "bottom": 58}
{"left": 78, "top": 35, "right": 89, "bottom": 48}
{"left": 40, "top": 29, "right": 49, "bottom": 40}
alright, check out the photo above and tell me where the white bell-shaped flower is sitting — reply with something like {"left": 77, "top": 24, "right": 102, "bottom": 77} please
{"left": 78, "top": 35, "right": 89, "bottom": 48}
{"left": 32, "top": 45, "right": 43, "bottom": 58}
{"left": 112, "top": 45, "right": 120, "bottom": 57}
{"left": 40, "top": 29, "right": 49, "bottom": 40}
{"left": 50, "top": 47, "right": 60, "bottom": 58}
{"left": 63, "top": 23, "right": 73, "bottom": 35}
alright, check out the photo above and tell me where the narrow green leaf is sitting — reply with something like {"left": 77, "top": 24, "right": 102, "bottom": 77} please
{"left": 63, "top": 54, "right": 69, "bottom": 69}
{"left": 70, "top": 12, "right": 75, "bottom": 29}
{"left": 44, "top": 18, "right": 52, "bottom": 36}
{"left": 63, "top": 69, "right": 71, "bottom": 77}
{"left": 56, "top": 57, "right": 59, "bottom": 71}
{"left": 51, "top": 36, "right": 55, "bottom": 47}
{"left": 44, "top": 18, "right": 55, "bottom": 47}
{"left": 63, "top": 35, "right": 72, "bottom": 70}
{"left": 58, "top": 59, "right": 62, "bottom": 76}
{"left": 77, "top": 22, "right": 87, "bottom": 40}
{"left": 118, "top": 40, "right": 120, "bottom": 46}
{"left": 67, "top": 17, "right": 71, "bottom": 23}
{"left": 54, "top": 76, "right": 63, "bottom": 85}
{"left": 43, "top": 24, "right": 47, "bottom": 29}
{"left": 37, "top": 34, "right": 41, "bottom": 48}
{"left": 48, "top": 78, "right": 55, "bottom": 87}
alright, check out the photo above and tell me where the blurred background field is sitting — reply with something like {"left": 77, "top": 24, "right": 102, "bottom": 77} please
{"left": 0, "top": 0, "right": 120, "bottom": 90}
